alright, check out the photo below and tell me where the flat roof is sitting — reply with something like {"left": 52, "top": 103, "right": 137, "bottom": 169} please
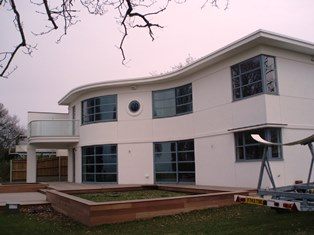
{"left": 59, "top": 29, "right": 314, "bottom": 105}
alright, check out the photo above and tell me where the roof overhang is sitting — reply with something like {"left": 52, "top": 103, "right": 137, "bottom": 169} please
{"left": 58, "top": 29, "right": 314, "bottom": 105}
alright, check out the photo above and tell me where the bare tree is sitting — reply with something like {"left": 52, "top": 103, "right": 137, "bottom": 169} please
{"left": 0, "top": 0, "right": 229, "bottom": 78}
{"left": 0, "top": 103, "right": 25, "bottom": 150}
{"left": 150, "top": 53, "right": 197, "bottom": 76}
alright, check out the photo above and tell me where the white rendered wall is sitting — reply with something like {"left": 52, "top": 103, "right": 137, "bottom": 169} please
{"left": 67, "top": 45, "right": 314, "bottom": 187}
{"left": 118, "top": 143, "right": 154, "bottom": 184}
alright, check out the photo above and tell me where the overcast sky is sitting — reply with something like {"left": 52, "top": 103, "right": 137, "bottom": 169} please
{"left": 1, "top": 0, "right": 314, "bottom": 127}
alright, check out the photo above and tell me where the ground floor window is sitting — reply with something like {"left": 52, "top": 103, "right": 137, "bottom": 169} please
{"left": 235, "top": 128, "right": 282, "bottom": 161}
{"left": 154, "top": 139, "right": 195, "bottom": 183}
{"left": 82, "top": 144, "right": 117, "bottom": 183}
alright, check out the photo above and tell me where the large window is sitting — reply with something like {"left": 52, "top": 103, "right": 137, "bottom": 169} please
{"left": 231, "top": 55, "right": 278, "bottom": 100}
{"left": 82, "top": 144, "right": 117, "bottom": 183}
{"left": 154, "top": 139, "right": 195, "bottom": 183}
{"left": 235, "top": 128, "right": 282, "bottom": 161}
{"left": 153, "top": 83, "right": 193, "bottom": 118}
{"left": 82, "top": 95, "right": 117, "bottom": 124}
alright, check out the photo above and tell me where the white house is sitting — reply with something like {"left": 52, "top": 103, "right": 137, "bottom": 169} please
{"left": 26, "top": 30, "right": 314, "bottom": 188}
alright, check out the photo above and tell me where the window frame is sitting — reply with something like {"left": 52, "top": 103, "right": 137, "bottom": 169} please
{"left": 81, "top": 144, "right": 118, "bottom": 183}
{"left": 81, "top": 94, "right": 117, "bottom": 125}
{"left": 153, "top": 139, "right": 195, "bottom": 184}
{"left": 152, "top": 83, "right": 193, "bottom": 119}
{"left": 234, "top": 128, "right": 283, "bottom": 162}
{"left": 231, "top": 54, "right": 279, "bottom": 101}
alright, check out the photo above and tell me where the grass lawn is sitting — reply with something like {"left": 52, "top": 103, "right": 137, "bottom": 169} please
{"left": 1, "top": 204, "right": 314, "bottom": 235}
{"left": 76, "top": 189, "right": 190, "bottom": 202}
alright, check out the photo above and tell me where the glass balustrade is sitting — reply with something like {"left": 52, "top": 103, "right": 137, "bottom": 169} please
{"left": 29, "top": 120, "right": 79, "bottom": 137}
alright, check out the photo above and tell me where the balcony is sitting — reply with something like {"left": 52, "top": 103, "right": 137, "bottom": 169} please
{"left": 28, "top": 120, "right": 79, "bottom": 148}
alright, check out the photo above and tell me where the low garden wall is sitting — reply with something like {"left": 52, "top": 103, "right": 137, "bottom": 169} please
{"left": 46, "top": 185, "right": 249, "bottom": 226}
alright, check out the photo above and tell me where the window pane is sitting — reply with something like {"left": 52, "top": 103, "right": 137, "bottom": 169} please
{"left": 176, "top": 103, "right": 192, "bottom": 114}
{"left": 95, "top": 112, "right": 116, "bottom": 121}
{"left": 82, "top": 95, "right": 117, "bottom": 124}
{"left": 96, "top": 174, "right": 117, "bottom": 182}
{"left": 176, "top": 84, "right": 192, "bottom": 97}
{"left": 242, "top": 81, "right": 263, "bottom": 97}
{"left": 86, "top": 99, "right": 94, "bottom": 106}
{"left": 240, "top": 56, "right": 260, "bottom": 73}
{"left": 83, "top": 174, "right": 94, "bottom": 182}
{"left": 97, "top": 95, "right": 116, "bottom": 105}
{"left": 263, "top": 56, "right": 277, "bottom": 94}
{"left": 236, "top": 147, "right": 244, "bottom": 160}
{"left": 155, "top": 163, "right": 177, "bottom": 172}
{"left": 269, "top": 128, "right": 280, "bottom": 143}
{"left": 178, "top": 152, "right": 194, "bottom": 161}
{"left": 156, "top": 173, "right": 177, "bottom": 182}
{"left": 96, "top": 164, "right": 117, "bottom": 173}
{"left": 83, "top": 156, "right": 94, "bottom": 164}
{"left": 233, "top": 88, "right": 241, "bottom": 99}
{"left": 245, "top": 145, "right": 264, "bottom": 160}
{"left": 177, "top": 140, "right": 194, "bottom": 151}
{"left": 231, "top": 65, "right": 240, "bottom": 77}
{"left": 83, "top": 115, "right": 94, "bottom": 123}
{"left": 176, "top": 95, "right": 192, "bottom": 105}
{"left": 154, "top": 153, "right": 176, "bottom": 163}
{"left": 178, "top": 173, "right": 195, "bottom": 182}
{"left": 178, "top": 162, "right": 195, "bottom": 172}
{"left": 232, "top": 77, "right": 240, "bottom": 88}
{"left": 95, "top": 104, "right": 116, "bottom": 113}
{"left": 241, "top": 70, "right": 262, "bottom": 86}
{"left": 153, "top": 89, "right": 175, "bottom": 100}
{"left": 96, "top": 155, "right": 117, "bottom": 164}
{"left": 83, "top": 165, "right": 94, "bottom": 173}
{"left": 235, "top": 133, "right": 243, "bottom": 146}
{"left": 154, "top": 142, "right": 176, "bottom": 153}
{"left": 83, "top": 147, "right": 94, "bottom": 155}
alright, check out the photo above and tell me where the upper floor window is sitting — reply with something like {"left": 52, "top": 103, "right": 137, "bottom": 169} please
{"left": 231, "top": 55, "right": 278, "bottom": 100}
{"left": 235, "top": 128, "right": 282, "bottom": 161}
{"left": 153, "top": 83, "right": 193, "bottom": 118}
{"left": 82, "top": 95, "right": 117, "bottom": 124}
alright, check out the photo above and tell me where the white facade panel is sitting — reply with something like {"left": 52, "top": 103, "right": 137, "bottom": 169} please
{"left": 25, "top": 31, "right": 314, "bottom": 188}
{"left": 118, "top": 143, "right": 154, "bottom": 184}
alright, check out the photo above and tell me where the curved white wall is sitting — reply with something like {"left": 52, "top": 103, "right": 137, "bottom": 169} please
{"left": 68, "top": 45, "right": 314, "bottom": 187}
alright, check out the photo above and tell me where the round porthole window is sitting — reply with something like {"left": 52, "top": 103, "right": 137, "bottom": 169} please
{"left": 128, "top": 100, "right": 140, "bottom": 113}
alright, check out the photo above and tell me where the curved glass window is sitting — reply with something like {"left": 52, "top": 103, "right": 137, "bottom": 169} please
{"left": 82, "top": 144, "right": 117, "bottom": 183}
{"left": 153, "top": 83, "right": 193, "bottom": 118}
{"left": 82, "top": 95, "right": 117, "bottom": 124}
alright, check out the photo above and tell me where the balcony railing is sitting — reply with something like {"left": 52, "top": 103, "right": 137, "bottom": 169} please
{"left": 29, "top": 120, "right": 79, "bottom": 138}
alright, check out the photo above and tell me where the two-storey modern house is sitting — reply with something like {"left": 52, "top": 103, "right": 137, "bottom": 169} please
{"left": 26, "top": 30, "right": 314, "bottom": 188}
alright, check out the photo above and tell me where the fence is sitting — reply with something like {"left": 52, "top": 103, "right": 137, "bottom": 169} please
{"left": 10, "top": 156, "right": 68, "bottom": 182}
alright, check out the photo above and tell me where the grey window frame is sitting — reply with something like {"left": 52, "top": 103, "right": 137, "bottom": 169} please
{"left": 82, "top": 144, "right": 118, "bottom": 183}
{"left": 153, "top": 139, "right": 195, "bottom": 184}
{"left": 152, "top": 83, "right": 193, "bottom": 118}
{"left": 81, "top": 95, "right": 117, "bottom": 125}
{"left": 235, "top": 128, "right": 283, "bottom": 162}
{"left": 231, "top": 54, "right": 278, "bottom": 101}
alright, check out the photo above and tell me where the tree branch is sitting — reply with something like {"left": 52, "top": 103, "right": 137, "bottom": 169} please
{"left": 0, "top": 0, "right": 26, "bottom": 78}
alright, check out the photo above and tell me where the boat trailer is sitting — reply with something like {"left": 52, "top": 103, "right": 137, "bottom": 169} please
{"left": 234, "top": 133, "right": 314, "bottom": 211}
